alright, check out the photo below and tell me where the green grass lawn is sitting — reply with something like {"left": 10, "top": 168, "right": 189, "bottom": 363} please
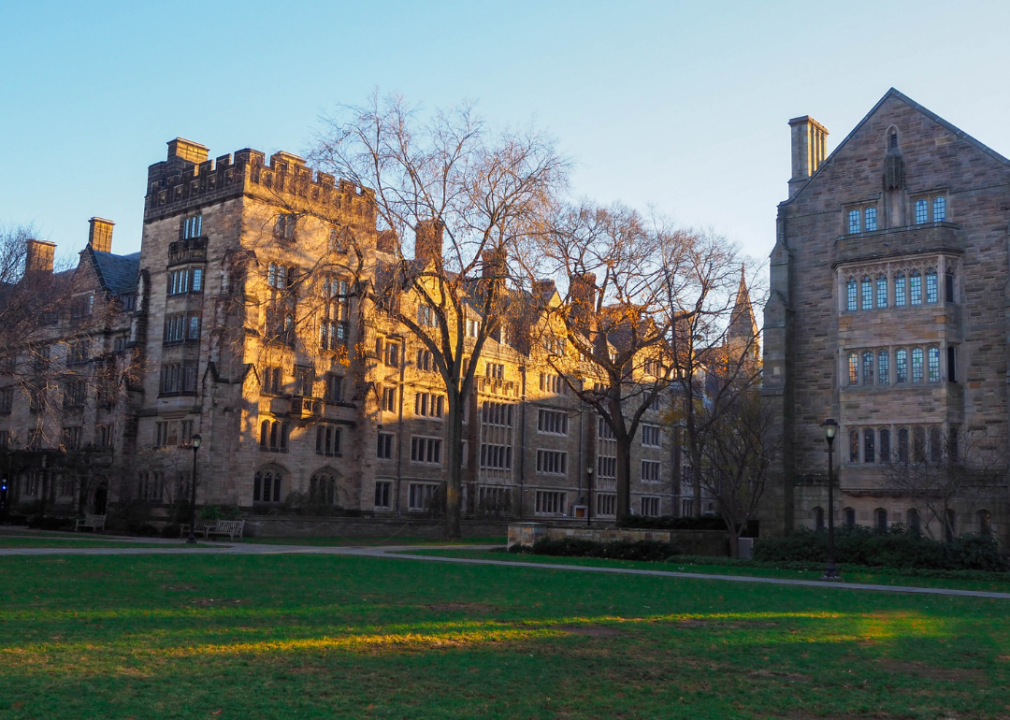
{"left": 0, "top": 537, "right": 184, "bottom": 549}
{"left": 1, "top": 553, "right": 1008, "bottom": 719}
{"left": 241, "top": 535, "right": 506, "bottom": 547}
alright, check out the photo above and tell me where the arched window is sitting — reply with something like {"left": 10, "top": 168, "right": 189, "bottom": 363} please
{"left": 268, "top": 263, "right": 278, "bottom": 288}
{"left": 913, "top": 427, "right": 926, "bottom": 463}
{"left": 861, "top": 276, "right": 873, "bottom": 310}
{"left": 862, "top": 352, "right": 873, "bottom": 385}
{"left": 877, "top": 350, "right": 889, "bottom": 385}
{"left": 846, "top": 278, "right": 857, "bottom": 311}
{"left": 843, "top": 507, "right": 856, "bottom": 529}
{"left": 813, "top": 506, "right": 824, "bottom": 531}
{"left": 269, "top": 422, "right": 278, "bottom": 448}
{"left": 945, "top": 271, "right": 955, "bottom": 303}
{"left": 864, "top": 429, "right": 875, "bottom": 464}
{"left": 876, "top": 275, "right": 887, "bottom": 308}
{"left": 865, "top": 207, "right": 878, "bottom": 232}
{"left": 948, "top": 427, "right": 959, "bottom": 462}
{"left": 908, "top": 508, "right": 921, "bottom": 535}
{"left": 874, "top": 508, "right": 888, "bottom": 532}
{"left": 253, "top": 467, "right": 283, "bottom": 503}
{"left": 945, "top": 509, "right": 956, "bottom": 542}
{"left": 927, "top": 346, "right": 940, "bottom": 383}
{"left": 898, "top": 428, "right": 910, "bottom": 464}
{"left": 286, "top": 266, "right": 297, "bottom": 288}
{"left": 879, "top": 428, "right": 891, "bottom": 462}
{"left": 915, "top": 199, "right": 928, "bottom": 224}
{"left": 929, "top": 427, "right": 942, "bottom": 463}
{"left": 979, "top": 510, "right": 992, "bottom": 537}
{"left": 847, "top": 353, "right": 858, "bottom": 386}
{"left": 933, "top": 196, "right": 946, "bottom": 222}
{"left": 895, "top": 349, "right": 908, "bottom": 383}
{"left": 909, "top": 271, "right": 922, "bottom": 305}
{"left": 844, "top": 208, "right": 860, "bottom": 233}
{"left": 894, "top": 273, "right": 906, "bottom": 306}
{"left": 911, "top": 348, "right": 924, "bottom": 383}
{"left": 849, "top": 430, "right": 860, "bottom": 463}
{"left": 260, "top": 420, "right": 269, "bottom": 447}
{"left": 925, "top": 269, "right": 938, "bottom": 303}
{"left": 309, "top": 472, "right": 339, "bottom": 506}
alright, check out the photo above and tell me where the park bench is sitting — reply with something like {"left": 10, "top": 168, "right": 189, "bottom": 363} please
{"left": 203, "top": 519, "right": 245, "bottom": 541}
{"left": 75, "top": 514, "right": 106, "bottom": 532}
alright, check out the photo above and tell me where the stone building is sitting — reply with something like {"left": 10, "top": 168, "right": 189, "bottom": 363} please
{"left": 1, "top": 137, "right": 722, "bottom": 524}
{"left": 763, "top": 88, "right": 1010, "bottom": 542}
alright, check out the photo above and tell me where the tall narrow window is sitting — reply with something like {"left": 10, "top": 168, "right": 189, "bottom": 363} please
{"left": 911, "top": 348, "right": 924, "bottom": 383}
{"left": 849, "top": 430, "right": 859, "bottom": 463}
{"left": 877, "top": 350, "right": 889, "bottom": 385}
{"left": 896, "top": 349, "right": 908, "bottom": 383}
{"left": 879, "top": 428, "right": 890, "bottom": 462}
{"left": 848, "top": 210, "right": 861, "bottom": 234}
{"left": 894, "top": 273, "right": 906, "bottom": 306}
{"left": 933, "top": 196, "right": 946, "bottom": 222}
{"left": 861, "top": 276, "right": 872, "bottom": 310}
{"left": 927, "top": 346, "right": 940, "bottom": 382}
{"left": 913, "top": 427, "right": 926, "bottom": 463}
{"left": 864, "top": 429, "right": 875, "bottom": 464}
{"left": 915, "top": 199, "right": 928, "bottom": 224}
{"left": 929, "top": 427, "right": 942, "bottom": 463}
{"left": 862, "top": 351, "right": 873, "bottom": 385}
{"left": 947, "top": 346, "right": 956, "bottom": 383}
{"left": 847, "top": 353, "right": 858, "bottom": 386}
{"left": 910, "top": 272, "right": 922, "bottom": 305}
{"left": 875, "top": 508, "right": 888, "bottom": 532}
{"left": 925, "top": 269, "right": 938, "bottom": 303}
{"left": 908, "top": 508, "right": 921, "bottom": 535}
{"left": 945, "top": 272, "right": 955, "bottom": 303}
{"left": 876, "top": 275, "right": 887, "bottom": 307}
{"left": 865, "top": 207, "right": 878, "bottom": 231}
{"left": 898, "top": 428, "right": 909, "bottom": 463}
{"left": 948, "top": 427, "right": 959, "bottom": 462}
{"left": 846, "top": 278, "right": 857, "bottom": 311}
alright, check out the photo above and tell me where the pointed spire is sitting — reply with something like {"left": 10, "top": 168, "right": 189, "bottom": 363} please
{"left": 728, "top": 265, "right": 759, "bottom": 360}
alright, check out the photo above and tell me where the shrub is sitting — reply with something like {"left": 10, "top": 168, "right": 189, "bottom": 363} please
{"left": 753, "top": 526, "right": 1007, "bottom": 571}
{"left": 531, "top": 537, "right": 680, "bottom": 562}
{"left": 619, "top": 515, "right": 728, "bottom": 531}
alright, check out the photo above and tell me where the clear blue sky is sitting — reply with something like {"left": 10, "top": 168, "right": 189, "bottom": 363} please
{"left": 3, "top": 0, "right": 1008, "bottom": 266}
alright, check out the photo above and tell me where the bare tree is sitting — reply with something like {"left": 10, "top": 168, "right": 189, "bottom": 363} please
{"left": 882, "top": 427, "right": 1007, "bottom": 540}
{"left": 312, "top": 94, "right": 566, "bottom": 537}
{"left": 699, "top": 385, "right": 775, "bottom": 554}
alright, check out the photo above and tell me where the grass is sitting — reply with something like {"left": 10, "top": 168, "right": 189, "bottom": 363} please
{"left": 1, "top": 553, "right": 1010, "bottom": 718}
{"left": 405, "top": 547, "right": 1010, "bottom": 594}
{"left": 240, "top": 535, "right": 506, "bottom": 547}
{"left": 0, "top": 537, "right": 183, "bottom": 549}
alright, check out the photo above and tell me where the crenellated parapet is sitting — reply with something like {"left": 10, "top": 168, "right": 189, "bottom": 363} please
{"left": 144, "top": 138, "right": 375, "bottom": 223}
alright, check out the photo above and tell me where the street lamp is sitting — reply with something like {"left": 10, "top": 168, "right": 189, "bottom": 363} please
{"left": 821, "top": 419, "right": 839, "bottom": 580}
{"left": 186, "top": 434, "right": 202, "bottom": 545}
{"left": 586, "top": 465, "right": 594, "bottom": 526}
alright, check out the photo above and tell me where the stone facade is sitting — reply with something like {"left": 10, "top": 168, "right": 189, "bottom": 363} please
{"left": 763, "top": 89, "right": 1010, "bottom": 543}
{"left": 2, "top": 137, "right": 741, "bottom": 525}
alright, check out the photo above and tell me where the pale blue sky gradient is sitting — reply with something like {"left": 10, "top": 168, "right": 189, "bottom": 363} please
{"left": 3, "top": 0, "right": 1008, "bottom": 264}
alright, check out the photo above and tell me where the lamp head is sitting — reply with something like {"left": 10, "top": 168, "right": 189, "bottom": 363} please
{"left": 822, "top": 419, "right": 838, "bottom": 440}
{"left": 191, "top": 433, "right": 202, "bottom": 450}
{"left": 587, "top": 466, "right": 594, "bottom": 476}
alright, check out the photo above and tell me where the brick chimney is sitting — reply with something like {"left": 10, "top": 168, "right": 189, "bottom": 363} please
{"left": 414, "top": 219, "right": 444, "bottom": 268}
{"left": 88, "top": 217, "right": 114, "bottom": 253}
{"left": 788, "top": 116, "right": 829, "bottom": 198}
{"left": 25, "top": 239, "right": 56, "bottom": 275}
{"left": 569, "top": 272, "right": 597, "bottom": 332}
{"left": 481, "top": 247, "right": 507, "bottom": 279}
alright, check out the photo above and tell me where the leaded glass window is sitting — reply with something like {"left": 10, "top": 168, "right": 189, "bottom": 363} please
{"left": 911, "top": 348, "right": 924, "bottom": 383}
{"left": 927, "top": 346, "right": 940, "bottom": 382}
{"left": 933, "top": 196, "right": 946, "bottom": 222}
{"left": 877, "top": 350, "right": 889, "bottom": 384}
{"left": 880, "top": 429, "right": 890, "bottom": 462}
{"left": 865, "top": 207, "right": 878, "bottom": 231}
{"left": 849, "top": 430, "right": 860, "bottom": 463}
{"left": 898, "top": 428, "right": 909, "bottom": 463}
{"left": 861, "top": 276, "right": 872, "bottom": 310}
{"left": 848, "top": 210, "right": 861, "bottom": 234}
{"left": 915, "top": 199, "right": 928, "bottom": 224}
{"left": 876, "top": 275, "right": 887, "bottom": 307}
{"left": 910, "top": 272, "right": 922, "bottom": 305}
{"left": 864, "top": 429, "right": 875, "bottom": 464}
{"left": 925, "top": 269, "right": 937, "bottom": 303}
{"left": 894, "top": 273, "right": 906, "bottom": 306}
{"left": 862, "top": 351, "right": 873, "bottom": 385}
{"left": 848, "top": 353, "right": 858, "bottom": 385}
{"left": 846, "top": 278, "right": 857, "bottom": 311}
{"left": 913, "top": 427, "right": 926, "bottom": 463}
{"left": 896, "top": 349, "right": 908, "bottom": 383}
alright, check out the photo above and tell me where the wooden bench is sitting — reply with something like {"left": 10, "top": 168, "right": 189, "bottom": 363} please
{"left": 75, "top": 514, "right": 106, "bottom": 532}
{"left": 203, "top": 519, "right": 245, "bottom": 541}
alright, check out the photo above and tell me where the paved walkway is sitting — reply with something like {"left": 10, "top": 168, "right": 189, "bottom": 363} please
{"left": 2, "top": 530, "right": 1009, "bottom": 600}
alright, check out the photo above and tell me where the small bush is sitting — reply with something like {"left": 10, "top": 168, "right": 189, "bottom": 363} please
{"left": 532, "top": 537, "right": 680, "bottom": 562}
{"left": 753, "top": 526, "right": 1007, "bottom": 571}
{"left": 619, "top": 515, "right": 728, "bottom": 531}
{"left": 27, "top": 515, "right": 72, "bottom": 531}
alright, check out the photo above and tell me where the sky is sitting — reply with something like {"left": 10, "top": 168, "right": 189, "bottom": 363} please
{"left": 3, "top": 0, "right": 1009, "bottom": 269}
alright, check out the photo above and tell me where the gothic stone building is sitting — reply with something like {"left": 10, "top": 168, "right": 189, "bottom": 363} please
{"left": 2, "top": 138, "right": 688, "bottom": 524}
{"left": 763, "top": 88, "right": 1010, "bottom": 542}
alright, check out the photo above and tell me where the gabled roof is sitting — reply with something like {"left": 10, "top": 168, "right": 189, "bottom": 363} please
{"left": 86, "top": 248, "right": 140, "bottom": 295}
{"left": 783, "top": 88, "right": 1010, "bottom": 205}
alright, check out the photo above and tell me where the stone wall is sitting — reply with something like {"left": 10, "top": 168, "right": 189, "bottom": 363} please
{"left": 507, "top": 522, "right": 730, "bottom": 556}
{"left": 243, "top": 515, "right": 510, "bottom": 539}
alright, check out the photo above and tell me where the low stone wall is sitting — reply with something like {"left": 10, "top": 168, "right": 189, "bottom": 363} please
{"left": 243, "top": 515, "right": 510, "bottom": 540}
{"left": 508, "top": 522, "right": 730, "bottom": 557}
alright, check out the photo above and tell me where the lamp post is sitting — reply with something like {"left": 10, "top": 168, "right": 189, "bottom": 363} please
{"left": 821, "top": 419, "right": 839, "bottom": 580}
{"left": 586, "top": 465, "right": 594, "bottom": 526}
{"left": 186, "top": 434, "right": 202, "bottom": 545}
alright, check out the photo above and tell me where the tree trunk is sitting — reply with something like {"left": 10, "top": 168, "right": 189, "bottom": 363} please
{"left": 692, "top": 452, "right": 703, "bottom": 518}
{"left": 616, "top": 439, "right": 632, "bottom": 520}
{"left": 443, "top": 396, "right": 464, "bottom": 539}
